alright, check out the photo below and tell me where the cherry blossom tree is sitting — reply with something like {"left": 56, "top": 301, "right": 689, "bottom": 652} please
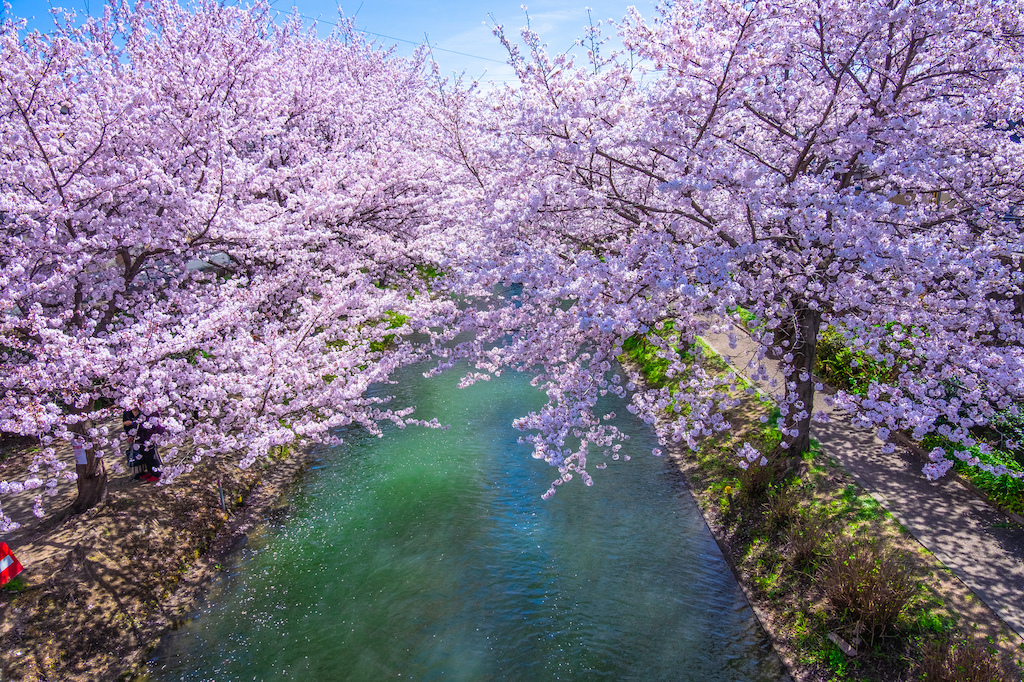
{"left": 0, "top": 0, "right": 456, "bottom": 523}
{"left": 445, "top": 0, "right": 1024, "bottom": 495}
{"left": 5, "top": 0, "right": 1022, "bottom": 522}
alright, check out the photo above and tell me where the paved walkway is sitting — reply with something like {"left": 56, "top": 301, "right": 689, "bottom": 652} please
{"left": 701, "top": 325, "right": 1024, "bottom": 639}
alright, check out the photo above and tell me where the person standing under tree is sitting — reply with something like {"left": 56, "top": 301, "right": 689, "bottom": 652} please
{"left": 122, "top": 406, "right": 164, "bottom": 482}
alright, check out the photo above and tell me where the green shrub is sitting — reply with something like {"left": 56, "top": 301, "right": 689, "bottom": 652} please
{"left": 918, "top": 638, "right": 1007, "bottom": 682}
{"left": 820, "top": 536, "right": 916, "bottom": 643}
{"left": 787, "top": 508, "right": 832, "bottom": 570}
{"left": 814, "top": 325, "right": 895, "bottom": 395}
{"left": 991, "top": 408, "right": 1024, "bottom": 467}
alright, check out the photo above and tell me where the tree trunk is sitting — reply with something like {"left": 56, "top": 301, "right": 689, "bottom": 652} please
{"left": 782, "top": 306, "right": 822, "bottom": 457}
{"left": 69, "top": 420, "right": 107, "bottom": 515}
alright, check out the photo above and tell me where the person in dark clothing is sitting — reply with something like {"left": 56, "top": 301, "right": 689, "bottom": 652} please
{"left": 122, "top": 407, "right": 164, "bottom": 482}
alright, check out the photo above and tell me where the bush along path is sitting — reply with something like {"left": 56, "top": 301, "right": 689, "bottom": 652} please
{"left": 621, "top": 332, "right": 1023, "bottom": 680}
{"left": 810, "top": 325, "right": 1024, "bottom": 522}
{"left": 649, "top": 325, "right": 1024, "bottom": 680}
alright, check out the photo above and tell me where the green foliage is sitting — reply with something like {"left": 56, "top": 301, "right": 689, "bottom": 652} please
{"left": 921, "top": 436, "right": 1024, "bottom": 515}
{"left": 382, "top": 310, "right": 410, "bottom": 329}
{"left": 622, "top": 333, "right": 675, "bottom": 388}
{"left": 814, "top": 326, "right": 894, "bottom": 395}
{"left": 824, "top": 640, "right": 850, "bottom": 679}
{"left": 164, "top": 348, "right": 213, "bottom": 365}
{"left": 414, "top": 263, "right": 444, "bottom": 281}
{"left": 817, "top": 321, "right": 1024, "bottom": 513}
{"left": 913, "top": 609, "right": 956, "bottom": 637}
{"left": 758, "top": 406, "right": 784, "bottom": 451}
{"left": 645, "top": 323, "right": 996, "bottom": 681}
{"left": 751, "top": 555, "right": 787, "bottom": 598}
{"left": 623, "top": 329, "right": 729, "bottom": 396}
{"left": 814, "top": 323, "right": 1024, "bottom": 517}
{"left": 729, "top": 305, "right": 764, "bottom": 333}
{"left": 2, "top": 576, "right": 27, "bottom": 593}
{"left": 368, "top": 310, "right": 412, "bottom": 352}
{"left": 991, "top": 409, "right": 1024, "bottom": 464}
{"left": 838, "top": 485, "right": 884, "bottom": 522}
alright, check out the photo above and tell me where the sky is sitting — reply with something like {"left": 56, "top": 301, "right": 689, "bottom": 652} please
{"left": 3, "top": 0, "right": 659, "bottom": 83}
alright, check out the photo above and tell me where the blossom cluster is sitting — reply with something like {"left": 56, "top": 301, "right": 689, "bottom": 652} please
{"left": 1, "top": 0, "right": 468, "bottom": 516}
{"left": 439, "top": 0, "right": 1023, "bottom": 495}
{"left": 3, "top": 0, "right": 1023, "bottom": 514}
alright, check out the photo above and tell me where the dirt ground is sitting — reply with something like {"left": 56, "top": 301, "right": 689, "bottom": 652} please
{"left": 0, "top": 434, "right": 310, "bottom": 681}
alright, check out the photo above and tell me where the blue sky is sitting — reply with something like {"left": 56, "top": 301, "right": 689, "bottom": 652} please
{"left": 4, "top": 0, "right": 656, "bottom": 83}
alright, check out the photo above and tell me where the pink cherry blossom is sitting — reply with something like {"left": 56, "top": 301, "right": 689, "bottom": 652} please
{"left": 2, "top": 0, "right": 462, "bottom": 512}
{"left": 437, "top": 0, "right": 1023, "bottom": 494}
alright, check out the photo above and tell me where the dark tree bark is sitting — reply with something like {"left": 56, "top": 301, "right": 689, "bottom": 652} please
{"left": 782, "top": 306, "right": 822, "bottom": 457}
{"left": 69, "top": 419, "right": 107, "bottom": 514}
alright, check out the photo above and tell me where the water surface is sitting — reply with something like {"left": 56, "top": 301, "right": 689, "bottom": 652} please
{"left": 153, "top": 363, "right": 786, "bottom": 681}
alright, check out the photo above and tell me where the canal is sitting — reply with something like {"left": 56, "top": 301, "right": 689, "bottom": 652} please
{"left": 152, "top": 360, "right": 786, "bottom": 681}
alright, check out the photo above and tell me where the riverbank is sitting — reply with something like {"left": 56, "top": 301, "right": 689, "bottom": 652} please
{"left": 624, "top": 339, "right": 1024, "bottom": 681}
{"left": 4, "top": 357, "right": 1022, "bottom": 681}
{"left": 0, "top": 438, "right": 312, "bottom": 681}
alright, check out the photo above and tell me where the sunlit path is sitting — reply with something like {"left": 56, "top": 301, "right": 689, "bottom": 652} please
{"left": 702, "top": 326, "right": 1024, "bottom": 639}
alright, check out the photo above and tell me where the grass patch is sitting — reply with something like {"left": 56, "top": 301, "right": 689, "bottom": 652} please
{"left": 621, "top": 333, "right": 675, "bottom": 388}
{"left": 2, "top": 576, "right": 28, "bottom": 593}
{"left": 622, "top": 330, "right": 730, "bottom": 390}
{"left": 728, "top": 305, "right": 764, "bottom": 334}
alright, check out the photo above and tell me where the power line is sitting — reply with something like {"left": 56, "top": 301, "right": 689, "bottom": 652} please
{"left": 60, "top": 0, "right": 577, "bottom": 71}
{"left": 59, "top": 0, "right": 578, "bottom": 73}
{"left": 272, "top": 9, "right": 509, "bottom": 65}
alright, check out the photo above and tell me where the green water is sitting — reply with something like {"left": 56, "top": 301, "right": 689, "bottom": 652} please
{"left": 153, "top": 363, "right": 787, "bottom": 681}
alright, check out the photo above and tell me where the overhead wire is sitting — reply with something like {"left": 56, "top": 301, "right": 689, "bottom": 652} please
{"left": 270, "top": 8, "right": 509, "bottom": 65}
{"left": 58, "top": 0, "right": 620, "bottom": 77}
